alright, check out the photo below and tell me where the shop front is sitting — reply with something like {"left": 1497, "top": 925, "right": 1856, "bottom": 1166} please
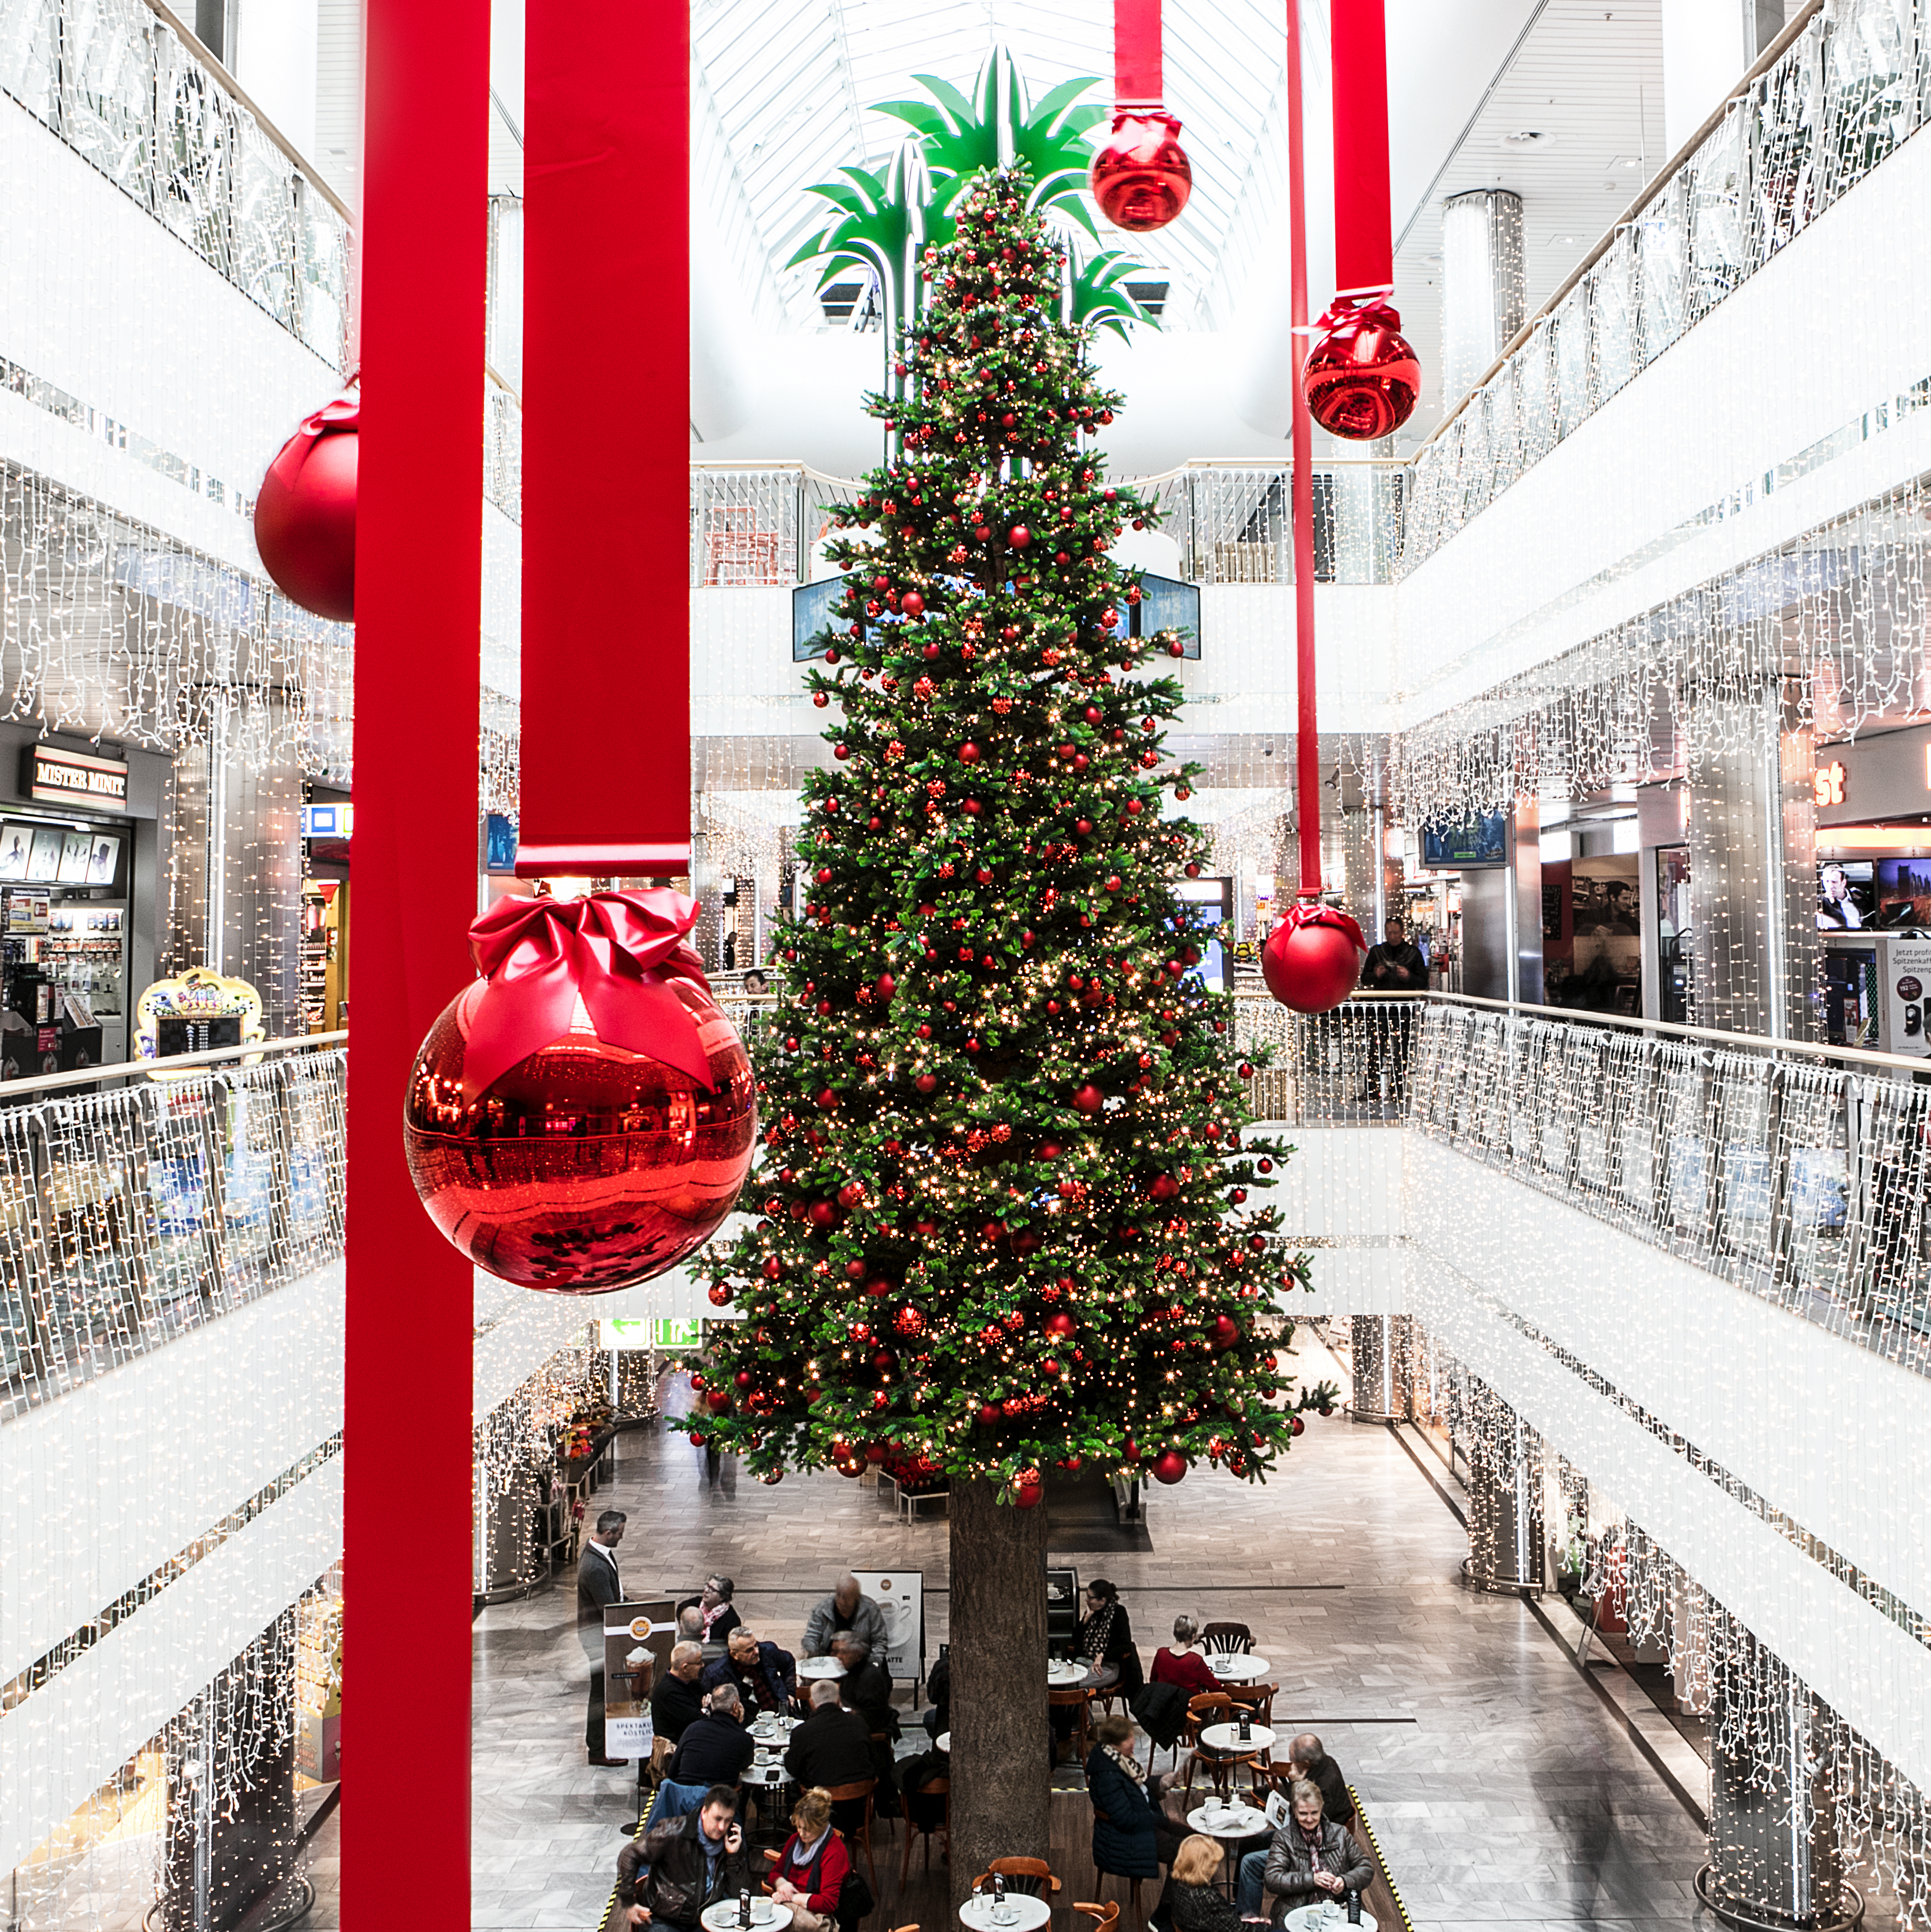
{"left": 0, "top": 732, "right": 164, "bottom": 1075}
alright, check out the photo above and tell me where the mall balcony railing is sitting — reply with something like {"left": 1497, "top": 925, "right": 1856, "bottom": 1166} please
{"left": 689, "top": 461, "right": 1406, "bottom": 588}
{"left": 0, "top": 0, "right": 351, "bottom": 364}
{"left": 0, "top": 1033, "right": 346, "bottom": 1419}
{"left": 1233, "top": 987, "right": 1931, "bottom": 1383}
{"left": 1401, "top": 0, "right": 1919, "bottom": 571}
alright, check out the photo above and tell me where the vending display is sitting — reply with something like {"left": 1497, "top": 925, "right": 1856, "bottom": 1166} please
{"left": 43, "top": 904, "right": 128, "bottom": 1062}
{"left": 0, "top": 888, "right": 104, "bottom": 1076}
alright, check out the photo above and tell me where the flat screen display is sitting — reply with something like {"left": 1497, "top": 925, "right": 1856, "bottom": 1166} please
{"left": 1874, "top": 858, "right": 1931, "bottom": 930}
{"left": 1423, "top": 812, "right": 1507, "bottom": 869}
{"left": 1817, "top": 860, "right": 1875, "bottom": 928}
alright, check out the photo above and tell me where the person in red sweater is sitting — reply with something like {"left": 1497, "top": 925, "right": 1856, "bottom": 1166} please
{"left": 769, "top": 1787, "right": 851, "bottom": 1932}
{"left": 1150, "top": 1615, "right": 1222, "bottom": 1698}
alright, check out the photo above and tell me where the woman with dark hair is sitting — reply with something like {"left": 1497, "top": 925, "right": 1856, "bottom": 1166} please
{"left": 1074, "top": 1578, "right": 1144, "bottom": 1696}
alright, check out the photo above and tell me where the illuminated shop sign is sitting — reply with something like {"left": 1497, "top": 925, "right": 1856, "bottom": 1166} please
{"left": 20, "top": 745, "right": 128, "bottom": 808}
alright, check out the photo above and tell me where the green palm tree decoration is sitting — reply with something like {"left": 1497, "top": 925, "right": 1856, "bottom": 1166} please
{"left": 789, "top": 46, "right": 1161, "bottom": 367}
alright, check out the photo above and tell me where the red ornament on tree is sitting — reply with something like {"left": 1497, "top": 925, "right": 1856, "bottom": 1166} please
{"left": 1152, "top": 1448, "right": 1188, "bottom": 1485}
{"left": 404, "top": 890, "right": 756, "bottom": 1291}
{"left": 1089, "top": 110, "right": 1193, "bottom": 233}
{"left": 1262, "top": 903, "right": 1366, "bottom": 1015}
{"left": 1302, "top": 297, "right": 1420, "bottom": 441}
{"left": 1013, "top": 1470, "right": 1044, "bottom": 1509}
{"left": 253, "top": 390, "right": 359, "bottom": 622}
{"left": 1073, "top": 1084, "right": 1106, "bottom": 1116}
{"left": 1210, "top": 1314, "right": 1241, "bottom": 1351}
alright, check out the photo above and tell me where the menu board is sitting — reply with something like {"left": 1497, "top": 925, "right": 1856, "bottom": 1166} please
{"left": 155, "top": 1013, "right": 245, "bottom": 1058}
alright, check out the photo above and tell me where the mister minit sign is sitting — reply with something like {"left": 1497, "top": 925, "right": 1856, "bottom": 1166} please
{"left": 19, "top": 745, "right": 128, "bottom": 808}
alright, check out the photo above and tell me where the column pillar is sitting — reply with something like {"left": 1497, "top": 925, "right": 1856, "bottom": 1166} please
{"left": 1440, "top": 189, "right": 1524, "bottom": 407}
{"left": 1700, "top": 1634, "right": 1856, "bottom": 1931}
{"left": 1349, "top": 1312, "right": 1410, "bottom": 1421}
{"left": 1464, "top": 1414, "right": 1546, "bottom": 1590}
{"left": 1686, "top": 690, "right": 1818, "bottom": 1038}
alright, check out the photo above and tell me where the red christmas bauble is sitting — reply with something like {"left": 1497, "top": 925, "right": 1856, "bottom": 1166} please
{"left": 1262, "top": 906, "right": 1365, "bottom": 1014}
{"left": 1291, "top": 1413, "right": 1307, "bottom": 1435}
{"left": 707, "top": 1283, "right": 733, "bottom": 1307}
{"left": 403, "top": 971, "right": 756, "bottom": 1293}
{"left": 1211, "top": 1314, "right": 1241, "bottom": 1351}
{"left": 1152, "top": 1449, "right": 1188, "bottom": 1485}
{"left": 253, "top": 393, "right": 358, "bottom": 622}
{"left": 1073, "top": 1084, "right": 1106, "bottom": 1115}
{"left": 893, "top": 1305, "right": 926, "bottom": 1339}
{"left": 1302, "top": 297, "right": 1420, "bottom": 441}
{"left": 1089, "top": 110, "right": 1193, "bottom": 234}
{"left": 977, "top": 1403, "right": 1002, "bottom": 1427}
{"left": 1013, "top": 1471, "right": 1044, "bottom": 1509}
{"left": 1044, "top": 1311, "right": 1077, "bottom": 1340}
{"left": 759, "top": 1469, "right": 784, "bottom": 1485}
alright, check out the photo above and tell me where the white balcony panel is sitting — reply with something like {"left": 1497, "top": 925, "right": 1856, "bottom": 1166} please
{"left": 1405, "top": 1136, "right": 1931, "bottom": 1714}
{"left": 1265, "top": 1125, "right": 1406, "bottom": 1247}
{"left": 1297, "top": 1246, "right": 1407, "bottom": 1320}
{"left": 0, "top": 1261, "right": 343, "bottom": 1686}
{"left": 0, "top": 93, "right": 340, "bottom": 567}
{"left": 0, "top": 1455, "right": 342, "bottom": 1876}
{"left": 1395, "top": 121, "right": 1931, "bottom": 729}
{"left": 1176, "top": 586, "right": 1398, "bottom": 738}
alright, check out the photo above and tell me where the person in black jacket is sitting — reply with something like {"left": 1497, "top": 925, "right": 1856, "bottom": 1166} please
{"left": 651, "top": 1641, "right": 708, "bottom": 1746}
{"left": 830, "top": 1635, "right": 900, "bottom": 1815}
{"left": 618, "top": 1786, "right": 753, "bottom": 1928}
{"left": 1074, "top": 1578, "right": 1143, "bottom": 1697}
{"left": 1286, "top": 1734, "right": 1354, "bottom": 1828}
{"left": 1167, "top": 1834, "right": 1253, "bottom": 1932}
{"left": 578, "top": 1509, "right": 627, "bottom": 1767}
{"left": 667, "top": 1683, "right": 755, "bottom": 1787}
{"left": 784, "top": 1680, "right": 875, "bottom": 1788}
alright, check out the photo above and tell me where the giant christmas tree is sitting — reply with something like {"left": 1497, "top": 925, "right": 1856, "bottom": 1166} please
{"left": 696, "top": 164, "right": 1332, "bottom": 1891}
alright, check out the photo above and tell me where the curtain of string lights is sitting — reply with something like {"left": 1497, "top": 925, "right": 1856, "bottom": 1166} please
{"left": 1406, "top": 1327, "right": 1931, "bottom": 1931}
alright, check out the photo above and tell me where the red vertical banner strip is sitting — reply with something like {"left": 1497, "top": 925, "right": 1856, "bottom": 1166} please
{"left": 518, "top": 0, "right": 691, "bottom": 877}
{"left": 1114, "top": 0, "right": 1164, "bottom": 103}
{"left": 346, "top": 0, "right": 488, "bottom": 1925}
{"left": 1286, "top": 0, "right": 1321, "bottom": 897}
{"left": 1331, "top": 0, "right": 1394, "bottom": 294}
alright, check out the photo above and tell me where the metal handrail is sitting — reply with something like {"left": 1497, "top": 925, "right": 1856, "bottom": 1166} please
{"left": 0, "top": 1030, "right": 347, "bottom": 1102}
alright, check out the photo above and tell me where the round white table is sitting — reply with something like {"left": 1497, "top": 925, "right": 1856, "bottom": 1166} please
{"left": 1201, "top": 1721, "right": 1276, "bottom": 1753}
{"left": 744, "top": 1761, "right": 790, "bottom": 1787}
{"left": 1186, "top": 1804, "right": 1272, "bottom": 1896}
{"left": 1205, "top": 1653, "right": 1271, "bottom": 1683}
{"left": 936, "top": 1731, "right": 951, "bottom": 1753}
{"left": 749, "top": 1716, "right": 799, "bottom": 1742}
{"left": 1046, "top": 1659, "right": 1089, "bottom": 1686}
{"left": 1284, "top": 1905, "right": 1375, "bottom": 1932}
{"left": 796, "top": 1656, "right": 846, "bottom": 1681}
{"left": 959, "top": 1894, "right": 1052, "bottom": 1932}
{"left": 701, "top": 1905, "right": 793, "bottom": 1932}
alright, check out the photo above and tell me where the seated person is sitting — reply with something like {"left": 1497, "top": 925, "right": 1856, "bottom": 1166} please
{"left": 785, "top": 1680, "right": 875, "bottom": 1789}
{"left": 1086, "top": 1713, "right": 1186, "bottom": 1881}
{"left": 618, "top": 1784, "right": 753, "bottom": 1930}
{"left": 1236, "top": 1781, "right": 1372, "bottom": 1925}
{"left": 921, "top": 1651, "right": 950, "bottom": 1740}
{"left": 801, "top": 1573, "right": 888, "bottom": 1659}
{"left": 768, "top": 1786, "right": 852, "bottom": 1932}
{"left": 830, "top": 1634, "right": 900, "bottom": 1815}
{"left": 677, "top": 1574, "right": 742, "bottom": 1648}
{"left": 1151, "top": 1615, "right": 1222, "bottom": 1698}
{"left": 652, "top": 1640, "right": 709, "bottom": 1745}
{"left": 1168, "top": 1833, "right": 1255, "bottom": 1932}
{"left": 703, "top": 1625, "right": 796, "bottom": 1715}
{"left": 667, "top": 1682, "right": 755, "bottom": 1787}
{"left": 1285, "top": 1733, "right": 1354, "bottom": 1828}
{"left": 1075, "top": 1579, "right": 1143, "bottom": 1696}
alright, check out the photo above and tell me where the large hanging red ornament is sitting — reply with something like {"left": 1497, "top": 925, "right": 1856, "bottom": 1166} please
{"left": 404, "top": 889, "right": 755, "bottom": 1291}
{"left": 1090, "top": 110, "right": 1193, "bottom": 233}
{"left": 1262, "top": 903, "right": 1366, "bottom": 1015}
{"left": 253, "top": 391, "right": 359, "bottom": 621}
{"left": 1302, "top": 296, "right": 1419, "bottom": 441}
{"left": 1152, "top": 1449, "right": 1188, "bottom": 1485}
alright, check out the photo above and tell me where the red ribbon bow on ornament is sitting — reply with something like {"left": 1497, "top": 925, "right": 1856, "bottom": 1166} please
{"left": 265, "top": 390, "right": 360, "bottom": 489}
{"left": 460, "top": 889, "right": 718, "bottom": 1102}
{"left": 1283, "top": 899, "right": 1366, "bottom": 951}
{"left": 1313, "top": 293, "right": 1403, "bottom": 344}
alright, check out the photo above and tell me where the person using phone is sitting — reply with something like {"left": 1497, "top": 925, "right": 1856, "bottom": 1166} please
{"left": 618, "top": 1786, "right": 752, "bottom": 1929}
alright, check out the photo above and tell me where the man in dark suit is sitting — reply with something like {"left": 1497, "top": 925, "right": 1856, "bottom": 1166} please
{"left": 784, "top": 1678, "right": 874, "bottom": 1788}
{"left": 578, "top": 1508, "right": 627, "bottom": 1766}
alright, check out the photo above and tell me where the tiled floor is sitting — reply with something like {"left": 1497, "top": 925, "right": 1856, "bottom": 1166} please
{"left": 469, "top": 1332, "right": 1743, "bottom": 1932}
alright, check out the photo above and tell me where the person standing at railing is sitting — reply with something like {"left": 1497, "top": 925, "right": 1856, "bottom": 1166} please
{"left": 1362, "top": 917, "right": 1429, "bottom": 1110}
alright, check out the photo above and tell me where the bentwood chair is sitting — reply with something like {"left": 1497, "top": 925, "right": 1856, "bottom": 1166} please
{"left": 899, "top": 1773, "right": 949, "bottom": 1888}
{"left": 1181, "top": 1693, "right": 1266, "bottom": 1801}
{"left": 1081, "top": 1847, "right": 1142, "bottom": 1929}
{"left": 1075, "top": 1903, "right": 1121, "bottom": 1932}
{"left": 1227, "top": 1680, "right": 1278, "bottom": 1732}
{"left": 1199, "top": 1622, "right": 1254, "bottom": 1655}
{"left": 1050, "top": 1684, "right": 1096, "bottom": 1762}
{"left": 973, "top": 1859, "right": 1062, "bottom": 1899}
{"left": 823, "top": 1778, "right": 879, "bottom": 1890}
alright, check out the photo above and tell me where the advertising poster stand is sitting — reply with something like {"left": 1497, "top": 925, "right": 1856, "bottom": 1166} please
{"left": 852, "top": 1569, "right": 924, "bottom": 1699}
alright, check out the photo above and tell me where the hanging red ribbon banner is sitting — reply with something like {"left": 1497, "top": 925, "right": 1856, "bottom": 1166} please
{"left": 519, "top": 0, "right": 690, "bottom": 876}
{"left": 1114, "top": 0, "right": 1164, "bottom": 102}
{"left": 1285, "top": 0, "right": 1321, "bottom": 896}
{"left": 1331, "top": 0, "right": 1395, "bottom": 296}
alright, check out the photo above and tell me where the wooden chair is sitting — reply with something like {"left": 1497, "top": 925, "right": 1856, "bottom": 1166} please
{"left": 974, "top": 1858, "right": 1061, "bottom": 1900}
{"left": 1228, "top": 1681, "right": 1278, "bottom": 1731}
{"left": 823, "top": 1778, "right": 879, "bottom": 1891}
{"left": 899, "top": 1775, "right": 949, "bottom": 1888}
{"left": 1075, "top": 1904, "right": 1121, "bottom": 1932}
{"left": 1050, "top": 1685, "right": 1096, "bottom": 1762}
{"left": 1082, "top": 1816, "right": 1144, "bottom": 1928}
{"left": 1199, "top": 1622, "right": 1254, "bottom": 1655}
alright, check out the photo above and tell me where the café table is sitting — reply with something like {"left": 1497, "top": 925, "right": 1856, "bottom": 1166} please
{"left": 1200, "top": 1721, "right": 1275, "bottom": 1754}
{"left": 1047, "top": 1658, "right": 1103, "bottom": 1690}
{"left": 796, "top": 1657, "right": 846, "bottom": 1682}
{"left": 742, "top": 1760, "right": 793, "bottom": 1844}
{"left": 701, "top": 1903, "right": 793, "bottom": 1932}
{"left": 958, "top": 1894, "right": 1052, "bottom": 1932}
{"left": 1185, "top": 1801, "right": 1271, "bottom": 1897}
{"left": 1204, "top": 1653, "right": 1270, "bottom": 1684}
{"left": 936, "top": 1731, "right": 951, "bottom": 1753}
{"left": 1283, "top": 1905, "right": 1375, "bottom": 1932}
